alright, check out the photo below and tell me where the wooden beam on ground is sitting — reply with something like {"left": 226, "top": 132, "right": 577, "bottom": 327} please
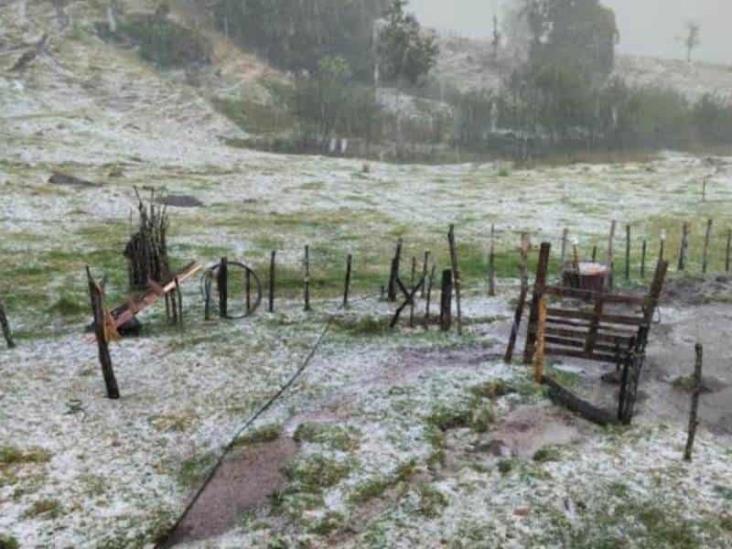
{"left": 543, "top": 376, "right": 618, "bottom": 426}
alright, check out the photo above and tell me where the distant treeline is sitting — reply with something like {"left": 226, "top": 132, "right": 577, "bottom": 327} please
{"left": 208, "top": 0, "right": 732, "bottom": 160}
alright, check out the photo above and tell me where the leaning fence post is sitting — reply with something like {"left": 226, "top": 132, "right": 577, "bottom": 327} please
{"left": 684, "top": 343, "right": 704, "bottom": 462}
{"left": 702, "top": 219, "right": 713, "bottom": 275}
{"left": 268, "top": 251, "right": 276, "bottom": 313}
{"left": 86, "top": 267, "right": 120, "bottom": 400}
{"left": 0, "top": 300, "right": 16, "bottom": 349}
{"left": 218, "top": 257, "right": 228, "bottom": 318}
{"left": 343, "top": 254, "right": 352, "bottom": 309}
{"left": 678, "top": 223, "right": 689, "bottom": 271}
{"left": 304, "top": 245, "right": 311, "bottom": 312}
{"left": 439, "top": 269, "right": 453, "bottom": 332}
{"left": 447, "top": 225, "right": 463, "bottom": 335}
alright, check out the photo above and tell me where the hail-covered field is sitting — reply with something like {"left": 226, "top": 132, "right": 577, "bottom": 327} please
{"left": 1, "top": 3, "right": 732, "bottom": 548}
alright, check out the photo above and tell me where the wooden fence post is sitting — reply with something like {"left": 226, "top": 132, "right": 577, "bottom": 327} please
{"left": 86, "top": 267, "right": 120, "bottom": 400}
{"left": 218, "top": 257, "right": 228, "bottom": 318}
{"left": 659, "top": 230, "right": 666, "bottom": 262}
{"left": 175, "top": 277, "right": 183, "bottom": 330}
{"left": 640, "top": 240, "right": 647, "bottom": 279}
{"left": 560, "top": 228, "right": 569, "bottom": 265}
{"left": 702, "top": 219, "right": 713, "bottom": 275}
{"left": 387, "top": 239, "right": 402, "bottom": 302}
{"left": 678, "top": 223, "right": 689, "bottom": 271}
{"left": 532, "top": 296, "right": 547, "bottom": 383}
{"left": 488, "top": 224, "right": 497, "bottom": 297}
{"left": 523, "top": 242, "right": 551, "bottom": 364}
{"left": 726, "top": 229, "right": 732, "bottom": 273}
{"left": 343, "top": 254, "right": 352, "bottom": 309}
{"left": 608, "top": 220, "right": 617, "bottom": 290}
{"left": 684, "top": 344, "right": 704, "bottom": 462}
{"left": 409, "top": 256, "right": 417, "bottom": 327}
{"left": 439, "top": 269, "right": 453, "bottom": 332}
{"left": 424, "top": 264, "right": 436, "bottom": 328}
{"left": 420, "top": 251, "right": 430, "bottom": 298}
{"left": 245, "top": 268, "right": 252, "bottom": 314}
{"left": 0, "top": 300, "right": 15, "bottom": 349}
{"left": 268, "top": 251, "right": 276, "bottom": 313}
{"left": 625, "top": 225, "right": 631, "bottom": 282}
{"left": 447, "top": 225, "right": 463, "bottom": 335}
{"left": 304, "top": 245, "right": 311, "bottom": 312}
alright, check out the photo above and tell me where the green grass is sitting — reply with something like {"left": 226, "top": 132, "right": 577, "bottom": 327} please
{"left": 0, "top": 446, "right": 51, "bottom": 467}
{"left": 233, "top": 423, "right": 283, "bottom": 447}
{"left": 293, "top": 422, "right": 360, "bottom": 451}
{"left": 23, "top": 498, "right": 62, "bottom": 519}
{"left": 177, "top": 452, "right": 217, "bottom": 488}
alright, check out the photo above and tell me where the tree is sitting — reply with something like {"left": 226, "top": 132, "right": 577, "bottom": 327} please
{"left": 376, "top": 0, "right": 439, "bottom": 87}
{"left": 214, "top": 0, "right": 390, "bottom": 80}
{"left": 684, "top": 21, "right": 701, "bottom": 63}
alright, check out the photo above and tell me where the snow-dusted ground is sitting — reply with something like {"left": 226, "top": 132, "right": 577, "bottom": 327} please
{"left": 1, "top": 3, "right": 731, "bottom": 547}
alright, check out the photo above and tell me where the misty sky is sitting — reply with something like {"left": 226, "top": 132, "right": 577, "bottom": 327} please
{"left": 410, "top": 0, "right": 731, "bottom": 65}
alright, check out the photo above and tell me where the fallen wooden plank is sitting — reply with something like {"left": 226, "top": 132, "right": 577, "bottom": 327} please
{"left": 543, "top": 376, "right": 618, "bottom": 426}
{"left": 111, "top": 261, "right": 201, "bottom": 329}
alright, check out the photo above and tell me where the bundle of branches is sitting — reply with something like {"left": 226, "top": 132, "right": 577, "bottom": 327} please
{"left": 124, "top": 188, "right": 170, "bottom": 291}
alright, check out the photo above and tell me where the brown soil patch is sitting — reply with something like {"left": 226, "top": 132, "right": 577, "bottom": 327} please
{"left": 165, "top": 437, "right": 297, "bottom": 546}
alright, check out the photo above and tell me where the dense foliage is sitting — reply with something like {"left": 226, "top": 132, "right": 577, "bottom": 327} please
{"left": 214, "top": 0, "right": 390, "bottom": 79}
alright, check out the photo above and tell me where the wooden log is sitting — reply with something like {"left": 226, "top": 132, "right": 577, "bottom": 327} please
{"left": 387, "top": 238, "right": 402, "bottom": 302}
{"left": 0, "top": 300, "right": 16, "bottom": 349}
{"left": 625, "top": 224, "right": 631, "bottom": 282}
{"left": 523, "top": 243, "right": 551, "bottom": 364}
{"left": 488, "top": 224, "right": 496, "bottom": 297}
{"left": 269, "top": 251, "right": 276, "bottom": 313}
{"left": 447, "top": 225, "right": 463, "bottom": 335}
{"left": 439, "top": 269, "right": 453, "bottom": 332}
{"left": 86, "top": 267, "right": 120, "bottom": 400}
{"left": 702, "top": 219, "right": 712, "bottom": 275}
{"left": 304, "top": 245, "right": 311, "bottom": 312}
{"left": 684, "top": 343, "right": 704, "bottom": 462}
{"left": 543, "top": 376, "right": 617, "bottom": 426}
{"left": 641, "top": 240, "right": 647, "bottom": 279}
{"left": 218, "top": 257, "right": 228, "bottom": 318}
{"left": 424, "top": 263, "right": 436, "bottom": 328}
{"left": 343, "top": 254, "right": 352, "bottom": 309}
{"left": 726, "top": 229, "right": 732, "bottom": 273}
{"left": 532, "top": 296, "right": 546, "bottom": 383}
{"left": 678, "top": 222, "right": 689, "bottom": 271}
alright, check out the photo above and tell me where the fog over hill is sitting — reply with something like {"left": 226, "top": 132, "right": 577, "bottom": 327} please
{"left": 412, "top": 0, "right": 731, "bottom": 65}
